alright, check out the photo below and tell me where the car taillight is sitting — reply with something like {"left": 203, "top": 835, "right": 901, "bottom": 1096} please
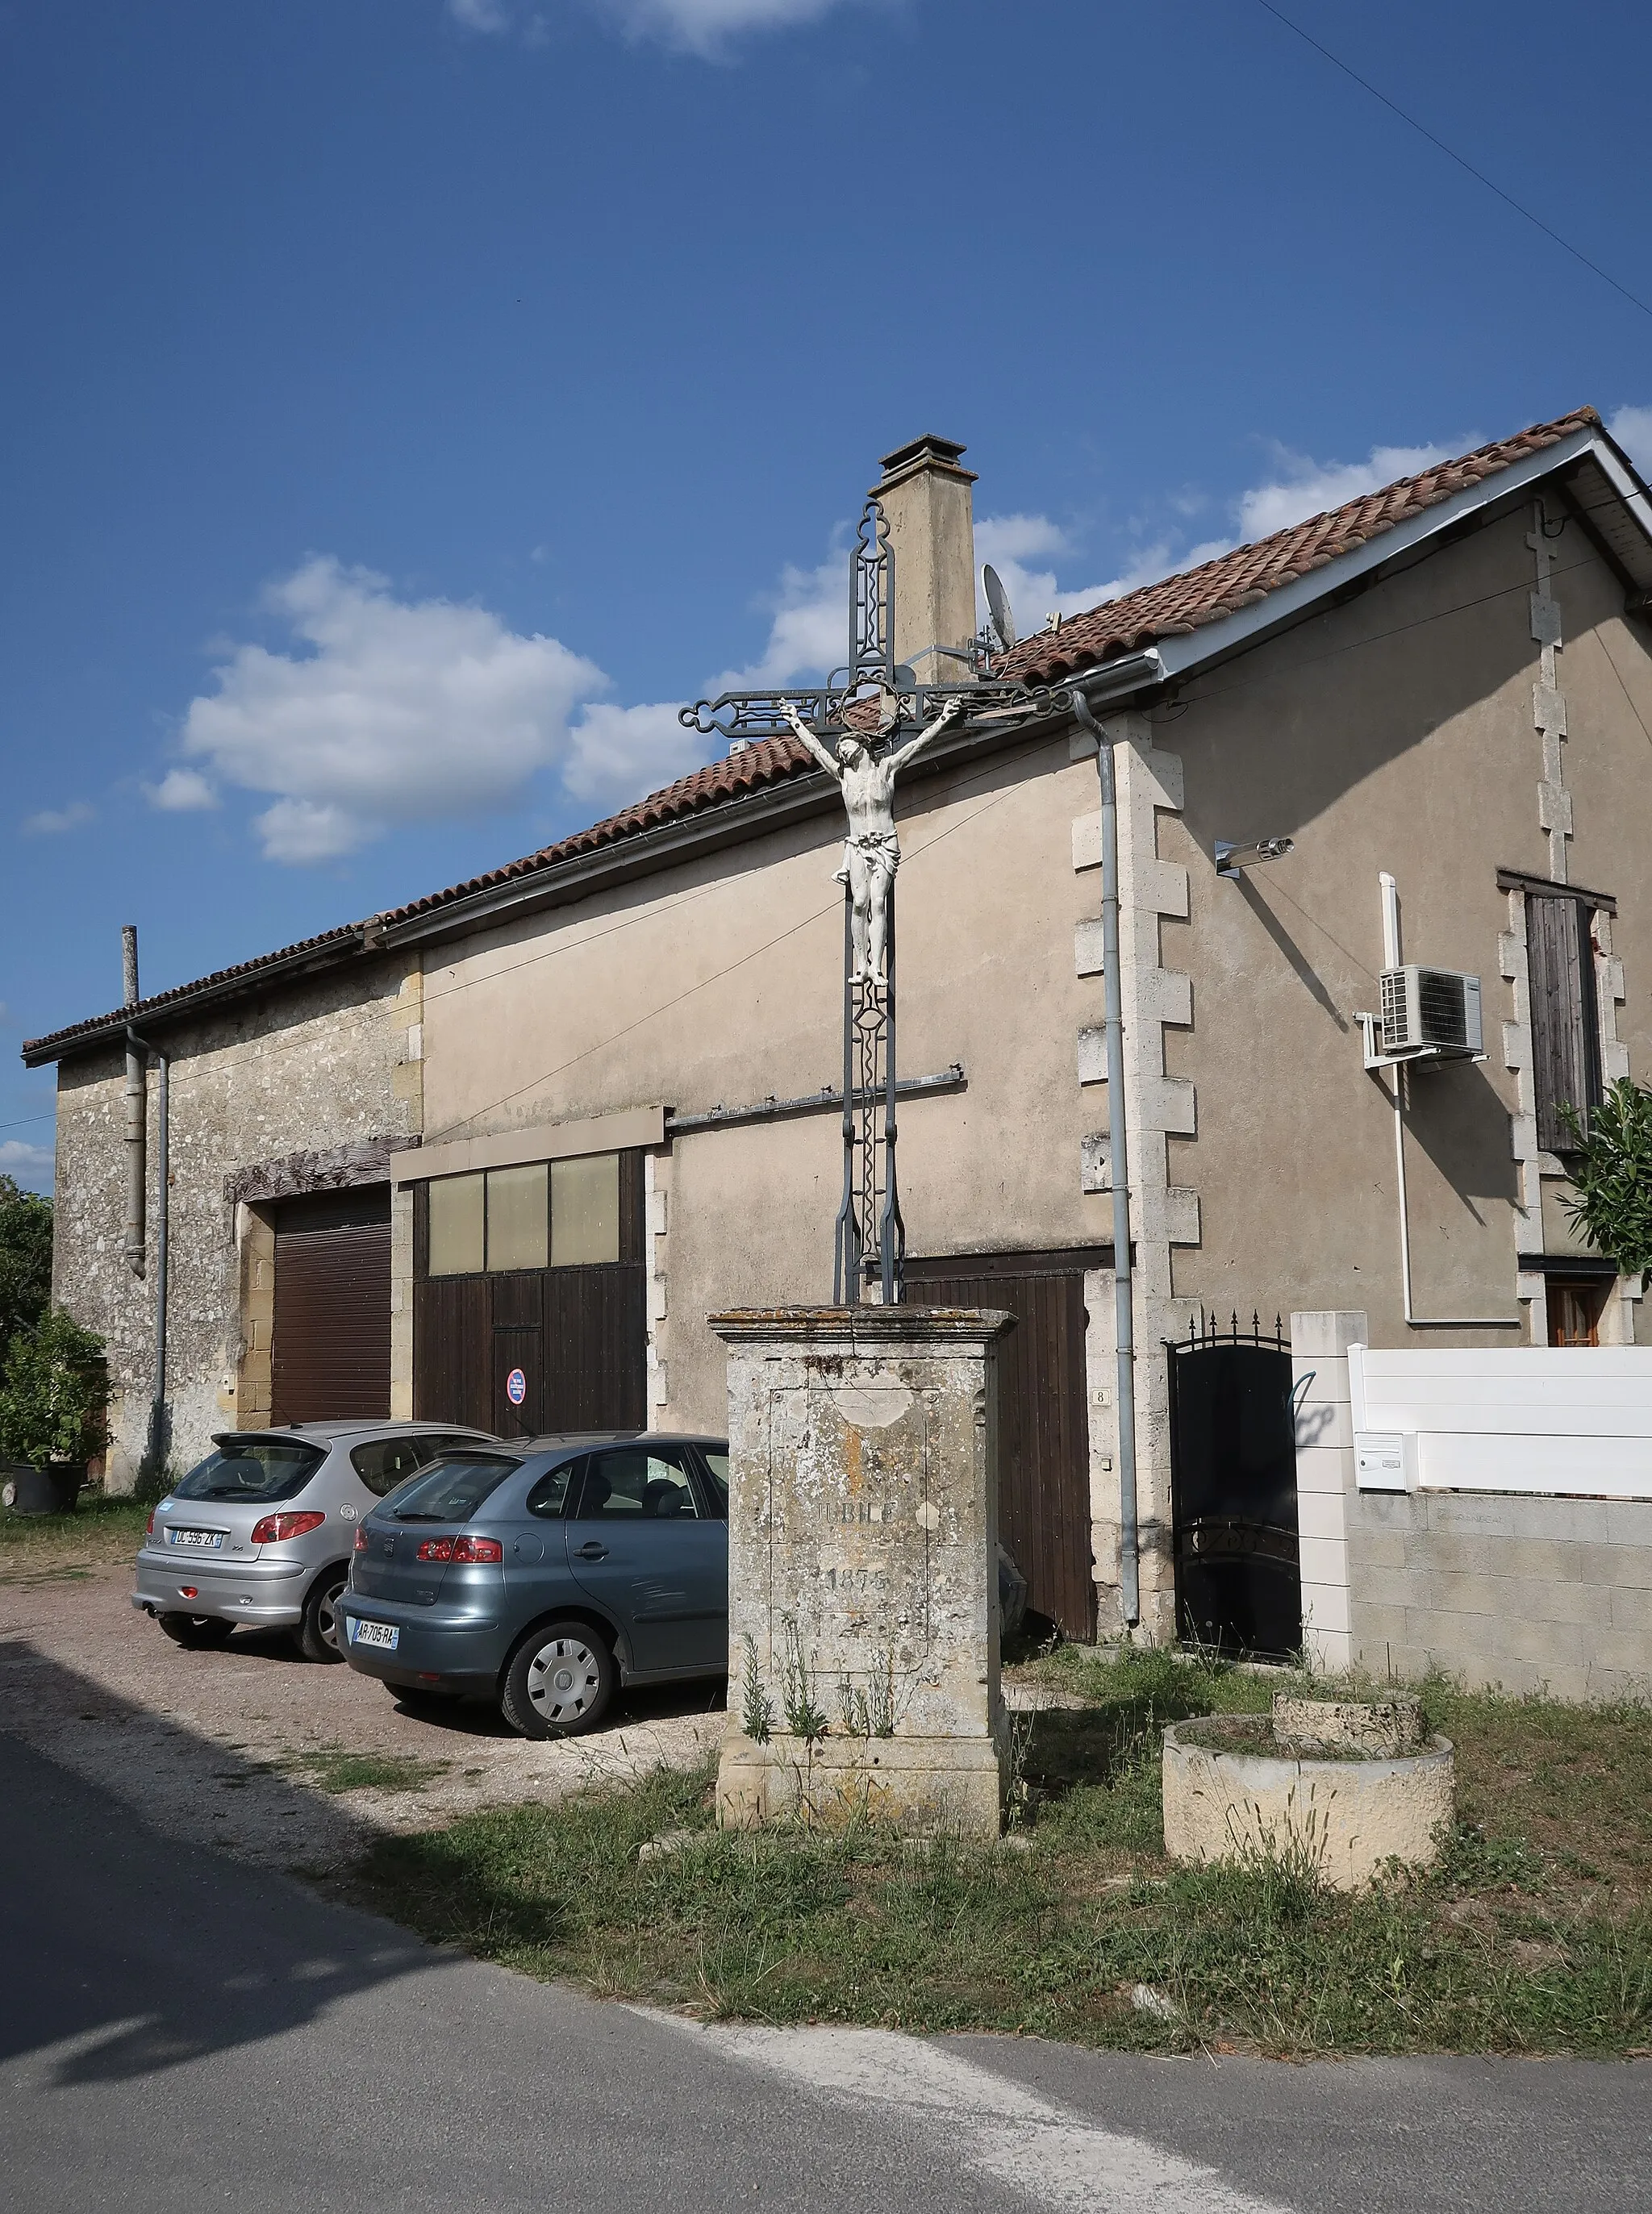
{"left": 354, "top": 1524, "right": 371, "bottom": 1551}
{"left": 453, "top": 1535, "right": 503, "bottom": 1564}
{"left": 250, "top": 1509, "right": 327, "bottom": 1545}
{"left": 145, "top": 1510, "right": 155, "bottom": 1537}
{"left": 416, "top": 1536, "right": 453, "bottom": 1561}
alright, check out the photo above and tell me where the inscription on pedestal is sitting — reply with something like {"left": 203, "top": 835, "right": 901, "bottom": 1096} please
{"left": 710, "top": 1306, "right": 1014, "bottom": 1837}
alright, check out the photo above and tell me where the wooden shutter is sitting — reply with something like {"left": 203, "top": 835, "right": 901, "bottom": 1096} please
{"left": 270, "top": 1188, "right": 392, "bottom": 1424}
{"left": 1527, "top": 894, "right": 1600, "bottom": 1153}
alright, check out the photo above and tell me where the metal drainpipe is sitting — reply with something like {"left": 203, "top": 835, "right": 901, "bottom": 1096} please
{"left": 1070, "top": 691, "right": 1140, "bottom": 1628}
{"left": 123, "top": 927, "right": 145, "bottom": 1277}
{"left": 127, "top": 1028, "right": 169, "bottom": 1466}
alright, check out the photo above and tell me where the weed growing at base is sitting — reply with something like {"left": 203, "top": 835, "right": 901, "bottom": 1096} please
{"left": 0, "top": 1493, "right": 150, "bottom": 1579}
{"left": 294, "top": 1749, "right": 454, "bottom": 1796}
{"left": 352, "top": 1649, "right": 1652, "bottom": 2057}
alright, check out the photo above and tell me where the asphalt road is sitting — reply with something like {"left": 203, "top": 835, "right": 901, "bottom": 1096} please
{"left": 3, "top": 1730, "right": 1650, "bottom": 2214}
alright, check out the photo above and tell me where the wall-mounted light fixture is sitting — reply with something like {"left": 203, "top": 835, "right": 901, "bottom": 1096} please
{"left": 1215, "top": 836, "right": 1294, "bottom": 878}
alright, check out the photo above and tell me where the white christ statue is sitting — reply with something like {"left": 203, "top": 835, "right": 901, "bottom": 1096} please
{"left": 778, "top": 688, "right": 963, "bottom": 982}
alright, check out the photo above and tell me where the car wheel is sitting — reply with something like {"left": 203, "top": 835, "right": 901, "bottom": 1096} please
{"left": 156, "top": 1611, "right": 234, "bottom": 1649}
{"left": 297, "top": 1568, "right": 350, "bottom": 1663}
{"left": 501, "top": 1620, "right": 615, "bottom": 1739}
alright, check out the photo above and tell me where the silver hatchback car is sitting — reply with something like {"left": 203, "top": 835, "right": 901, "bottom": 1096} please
{"left": 131, "top": 1421, "right": 500, "bottom": 1661}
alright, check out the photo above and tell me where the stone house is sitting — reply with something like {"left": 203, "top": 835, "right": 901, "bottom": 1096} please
{"left": 27, "top": 406, "right": 1652, "bottom": 1685}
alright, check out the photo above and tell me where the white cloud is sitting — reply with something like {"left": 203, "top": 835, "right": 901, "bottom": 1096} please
{"left": 452, "top": 0, "right": 865, "bottom": 49}
{"left": 1608, "top": 404, "right": 1652, "bottom": 476}
{"left": 561, "top": 700, "right": 704, "bottom": 807}
{"left": 1237, "top": 440, "right": 1461, "bottom": 540}
{"left": 975, "top": 514, "right": 1070, "bottom": 565}
{"left": 707, "top": 552, "right": 846, "bottom": 694}
{"left": 253, "top": 798, "right": 365, "bottom": 865}
{"left": 178, "top": 557, "right": 620, "bottom": 863}
{"left": 144, "top": 767, "right": 218, "bottom": 812}
{"left": 23, "top": 801, "right": 94, "bottom": 836}
{"left": 0, "top": 1139, "right": 53, "bottom": 1192}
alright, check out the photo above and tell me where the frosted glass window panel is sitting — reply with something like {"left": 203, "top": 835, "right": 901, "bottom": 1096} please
{"left": 552, "top": 1153, "right": 620, "bottom": 1266}
{"left": 486, "top": 1163, "right": 549, "bottom": 1273}
{"left": 428, "top": 1174, "right": 485, "bottom": 1277}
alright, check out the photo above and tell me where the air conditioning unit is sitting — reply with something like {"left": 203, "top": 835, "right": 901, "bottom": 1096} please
{"left": 1380, "top": 966, "right": 1483, "bottom": 1058}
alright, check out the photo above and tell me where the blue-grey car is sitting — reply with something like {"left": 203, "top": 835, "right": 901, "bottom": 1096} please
{"left": 337, "top": 1432, "right": 729, "bottom": 1737}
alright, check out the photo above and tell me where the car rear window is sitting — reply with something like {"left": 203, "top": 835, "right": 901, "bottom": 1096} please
{"left": 350, "top": 1435, "right": 432, "bottom": 1497}
{"left": 387, "top": 1453, "right": 520, "bottom": 1524}
{"left": 173, "top": 1438, "right": 326, "bottom": 1504}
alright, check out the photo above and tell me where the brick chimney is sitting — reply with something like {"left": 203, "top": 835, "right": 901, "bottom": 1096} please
{"left": 872, "top": 435, "right": 978, "bottom": 688}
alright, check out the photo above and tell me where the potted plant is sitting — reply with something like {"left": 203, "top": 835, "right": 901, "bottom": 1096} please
{"left": 0, "top": 1307, "right": 108, "bottom": 1516}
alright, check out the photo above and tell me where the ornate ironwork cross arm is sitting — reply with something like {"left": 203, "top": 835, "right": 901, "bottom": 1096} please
{"left": 680, "top": 490, "right": 1069, "bottom": 746}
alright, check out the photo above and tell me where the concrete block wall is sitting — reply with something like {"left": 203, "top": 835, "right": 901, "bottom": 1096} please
{"left": 1348, "top": 1489, "right": 1652, "bottom": 1700}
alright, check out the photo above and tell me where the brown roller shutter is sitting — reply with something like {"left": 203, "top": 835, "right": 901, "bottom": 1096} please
{"left": 269, "top": 1188, "right": 391, "bottom": 1424}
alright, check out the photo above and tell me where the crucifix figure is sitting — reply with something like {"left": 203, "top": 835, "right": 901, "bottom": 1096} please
{"left": 778, "top": 687, "right": 963, "bottom": 981}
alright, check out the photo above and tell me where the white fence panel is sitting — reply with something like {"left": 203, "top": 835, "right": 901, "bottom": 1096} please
{"left": 1349, "top": 1345, "right": 1652, "bottom": 1500}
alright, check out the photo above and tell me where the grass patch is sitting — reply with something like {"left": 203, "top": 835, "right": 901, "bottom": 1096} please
{"left": 294, "top": 1749, "right": 454, "bottom": 1796}
{"left": 349, "top": 1648, "right": 1652, "bottom": 2055}
{"left": 0, "top": 1494, "right": 151, "bottom": 1582}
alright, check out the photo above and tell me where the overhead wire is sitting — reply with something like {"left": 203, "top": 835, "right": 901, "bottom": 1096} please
{"left": 1252, "top": 0, "right": 1652, "bottom": 321}
{"left": 27, "top": 476, "right": 1652, "bottom": 1124}
{"left": 50, "top": 735, "right": 1067, "bottom": 1128}
{"left": 426, "top": 739, "right": 1070, "bottom": 1138}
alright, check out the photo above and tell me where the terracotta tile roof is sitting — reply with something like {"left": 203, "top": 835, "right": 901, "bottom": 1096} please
{"left": 22, "top": 924, "right": 365, "bottom": 1061}
{"left": 23, "top": 406, "right": 1608, "bottom": 1061}
{"left": 1003, "top": 407, "right": 1602, "bottom": 686}
{"left": 22, "top": 738, "right": 816, "bottom": 1060}
{"left": 377, "top": 731, "right": 815, "bottom": 928}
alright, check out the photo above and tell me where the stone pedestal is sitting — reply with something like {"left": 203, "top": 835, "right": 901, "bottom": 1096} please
{"left": 708, "top": 1306, "right": 1014, "bottom": 1838}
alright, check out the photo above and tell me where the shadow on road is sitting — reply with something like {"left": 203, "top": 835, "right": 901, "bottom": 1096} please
{"left": 0, "top": 1643, "right": 442, "bottom": 2085}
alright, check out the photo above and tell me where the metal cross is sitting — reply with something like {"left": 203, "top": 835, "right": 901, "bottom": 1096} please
{"left": 680, "top": 495, "right": 1062, "bottom": 1304}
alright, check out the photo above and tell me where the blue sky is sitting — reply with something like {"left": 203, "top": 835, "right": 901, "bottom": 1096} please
{"left": 3, "top": 0, "right": 1650, "bottom": 1189}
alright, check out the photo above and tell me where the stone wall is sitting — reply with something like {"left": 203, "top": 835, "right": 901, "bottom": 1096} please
{"left": 52, "top": 952, "right": 423, "bottom": 1488}
{"left": 1348, "top": 1488, "right": 1652, "bottom": 1702}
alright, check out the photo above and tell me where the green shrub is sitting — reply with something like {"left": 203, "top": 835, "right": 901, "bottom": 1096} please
{"left": 1558, "top": 1078, "right": 1652, "bottom": 1279}
{"left": 0, "top": 1307, "right": 108, "bottom": 1468}
{"left": 0, "top": 1177, "right": 52, "bottom": 1372}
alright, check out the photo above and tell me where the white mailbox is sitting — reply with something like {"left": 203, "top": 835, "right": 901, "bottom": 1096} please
{"left": 1354, "top": 1432, "right": 1408, "bottom": 1491}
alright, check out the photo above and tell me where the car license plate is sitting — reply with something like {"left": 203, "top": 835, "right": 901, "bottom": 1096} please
{"left": 350, "top": 1619, "right": 398, "bottom": 1650}
{"left": 167, "top": 1528, "right": 224, "bottom": 1550}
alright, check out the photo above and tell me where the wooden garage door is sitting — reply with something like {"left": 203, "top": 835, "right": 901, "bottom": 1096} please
{"left": 905, "top": 1250, "right": 1099, "bottom": 1641}
{"left": 413, "top": 1265, "right": 645, "bottom": 1436}
{"left": 269, "top": 1188, "right": 392, "bottom": 1424}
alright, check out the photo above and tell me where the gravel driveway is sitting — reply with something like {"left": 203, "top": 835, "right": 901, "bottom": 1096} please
{"left": 0, "top": 1557, "right": 724, "bottom": 1874}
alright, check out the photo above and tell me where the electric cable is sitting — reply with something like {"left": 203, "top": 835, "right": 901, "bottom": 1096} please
{"left": 1252, "top": 0, "right": 1652, "bottom": 320}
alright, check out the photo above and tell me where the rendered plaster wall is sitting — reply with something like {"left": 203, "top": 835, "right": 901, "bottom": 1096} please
{"left": 1348, "top": 1488, "right": 1652, "bottom": 1701}
{"left": 1159, "top": 504, "right": 1652, "bottom": 1352}
{"left": 51, "top": 955, "right": 422, "bottom": 1488}
{"left": 419, "top": 732, "right": 1114, "bottom": 1434}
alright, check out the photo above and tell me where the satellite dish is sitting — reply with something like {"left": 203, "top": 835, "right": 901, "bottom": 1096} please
{"left": 892, "top": 664, "right": 918, "bottom": 690}
{"left": 982, "top": 563, "right": 1016, "bottom": 652}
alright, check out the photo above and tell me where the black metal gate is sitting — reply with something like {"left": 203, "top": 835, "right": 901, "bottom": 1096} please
{"left": 1166, "top": 1314, "right": 1300, "bottom": 1659}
